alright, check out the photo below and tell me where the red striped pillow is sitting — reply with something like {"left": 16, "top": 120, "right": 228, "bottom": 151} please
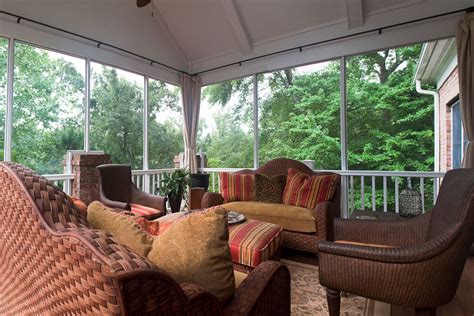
{"left": 130, "top": 203, "right": 163, "bottom": 220}
{"left": 219, "top": 172, "right": 255, "bottom": 203}
{"left": 282, "top": 168, "right": 339, "bottom": 209}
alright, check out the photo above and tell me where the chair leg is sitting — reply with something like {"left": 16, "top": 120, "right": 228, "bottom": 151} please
{"left": 414, "top": 307, "right": 436, "bottom": 316}
{"left": 326, "top": 288, "right": 341, "bottom": 316}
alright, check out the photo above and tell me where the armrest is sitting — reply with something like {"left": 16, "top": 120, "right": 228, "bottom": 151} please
{"left": 202, "top": 192, "right": 224, "bottom": 208}
{"left": 224, "top": 261, "right": 290, "bottom": 316}
{"left": 318, "top": 222, "right": 461, "bottom": 263}
{"left": 313, "top": 201, "right": 340, "bottom": 241}
{"left": 333, "top": 211, "right": 432, "bottom": 246}
{"left": 131, "top": 184, "right": 167, "bottom": 212}
{"left": 99, "top": 194, "right": 130, "bottom": 210}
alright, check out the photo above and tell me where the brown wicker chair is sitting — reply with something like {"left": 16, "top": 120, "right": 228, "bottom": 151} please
{"left": 0, "top": 162, "right": 291, "bottom": 315}
{"left": 202, "top": 158, "right": 341, "bottom": 253}
{"left": 318, "top": 168, "right": 474, "bottom": 316}
{"left": 97, "top": 164, "right": 166, "bottom": 218}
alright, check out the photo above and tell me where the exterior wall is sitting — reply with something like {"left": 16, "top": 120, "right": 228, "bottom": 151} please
{"left": 438, "top": 67, "right": 459, "bottom": 172}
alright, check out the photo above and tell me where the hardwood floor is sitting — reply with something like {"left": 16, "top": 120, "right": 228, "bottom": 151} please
{"left": 281, "top": 249, "right": 474, "bottom": 315}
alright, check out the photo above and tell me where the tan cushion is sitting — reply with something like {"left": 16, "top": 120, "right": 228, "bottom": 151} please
{"left": 87, "top": 201, "right": 154, "bottom": 257}
{"left": 222, "top": 201, "right": 316, "bottom": 233}
{"left": 234, "top": 270, "right": 248, "bottom": 288}
{"left": 148, "top": 207, "right": 235, "bottom": 304}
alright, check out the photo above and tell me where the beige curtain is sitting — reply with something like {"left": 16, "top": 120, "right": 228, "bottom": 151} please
{"left": 458, "top": 13, "right": 474, "bottom": 168}
{"left": 181, "top": 74, "right": 202, "bottom": 173}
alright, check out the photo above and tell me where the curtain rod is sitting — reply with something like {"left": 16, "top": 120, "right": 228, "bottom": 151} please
{"left": 195, "top": 6, "right": 474, "bottom": 76}
{"left": 0, "top": 10, "right": 191, "bottom": 76}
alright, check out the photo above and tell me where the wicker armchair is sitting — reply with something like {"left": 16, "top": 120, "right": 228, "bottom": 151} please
{"left": 0, "top": 162, "right": 290, "bottom": 315}
{"left": 202, "top": 158, "right": 341, "bottom": 253}
{"left": 97, "top": 164, "right": 166, "bottom": 217}
{"left": 318, "top": 168, "right": 474, "bottom": 316}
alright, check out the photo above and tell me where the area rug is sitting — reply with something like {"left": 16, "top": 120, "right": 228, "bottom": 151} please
{"left": 282, "top": 259, "right": 368, "bottom": 315}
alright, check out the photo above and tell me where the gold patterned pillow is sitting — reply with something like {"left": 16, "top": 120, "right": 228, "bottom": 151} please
{"left": 254, "top": 174, "right": 287, "bottom": 203}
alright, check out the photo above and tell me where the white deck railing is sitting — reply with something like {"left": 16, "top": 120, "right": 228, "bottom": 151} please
{"left": 199, "top": 168, "right": 446, "bottom": 216}
{"left": 43, "top": 167, "right": 446, "bottom": 217}
{"left": 131, "top": 168, "right": 176, "bottom": 194}
{"left": 43, "top": 174, "right": 75, "bottom": 195}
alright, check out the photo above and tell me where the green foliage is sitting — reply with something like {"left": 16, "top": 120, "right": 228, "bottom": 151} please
{"left": 201, "top": 44, "right": 434, "bottom": 210}
{"left": 12, "top": 43, "right": 84, "bottom": 174}
{"left": 4, "top": 42, "right": 182, "bottom": 174}
{"left": 158, "top": 168, "right": 190, "bottom": 199}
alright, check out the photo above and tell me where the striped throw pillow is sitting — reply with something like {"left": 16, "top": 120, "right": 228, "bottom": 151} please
{"left": 282, "top": 168, "right": 339, "bottom": 209}
{"left": 219, "top": 172, "right": 255, "bottom": 203}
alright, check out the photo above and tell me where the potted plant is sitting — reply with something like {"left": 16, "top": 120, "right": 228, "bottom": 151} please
{"left": 158, "top": 168, "right": 190, "bottom": 213}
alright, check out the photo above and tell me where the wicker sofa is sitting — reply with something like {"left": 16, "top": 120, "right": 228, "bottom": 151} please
{"left": 0, "top": 162, "right": 290, "bottom": 315}
{"left": 202, "top": 158, "right": 341, "bottom": 253}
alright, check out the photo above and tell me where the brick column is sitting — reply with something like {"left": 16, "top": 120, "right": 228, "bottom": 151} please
{"left": 70, "top": 154, "right": 111, "bottom": 205}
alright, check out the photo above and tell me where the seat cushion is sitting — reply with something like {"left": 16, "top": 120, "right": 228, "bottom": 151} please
{"left": 228, "top": 219, "right": 282, "bottom": 268}
{"left": 222, "top": 201, "right": 316, "bottom": 233}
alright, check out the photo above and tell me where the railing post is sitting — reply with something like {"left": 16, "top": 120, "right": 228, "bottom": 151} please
{"left": 339, "top": 56, "right": 349, "bottom": 218}
{"left": 143, "top": 75, "right": 150, "bottom": 193}
{"left": 4, "top": 37, "right": 14, "bottom": 161}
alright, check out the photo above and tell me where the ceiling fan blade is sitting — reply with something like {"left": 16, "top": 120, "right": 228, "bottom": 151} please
{"left": 137, "top": 0, "right": 151, "bottom": 7}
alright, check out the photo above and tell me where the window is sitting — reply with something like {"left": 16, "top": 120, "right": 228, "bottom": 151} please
{"left": 451, "top": 100, "right": 467, "bottom": 169}
{"left": 198, "top": 77, "right": 254, "bottom": 168}
{"left": 90, "top": 62, "right": 144, "bottom": 169}
{"left": 258, "top": 60, "right": 341, "bottom": 169}
{"left": 148, "top": 78, "right": 183, "bottom": 169}
{"left": 346, "top": 43, "right": 434, "bottom": 210}
{"left": 346, "top": 43, "right": 433, "bottom": 172}
{"left": 13, "top": 42, "right": 85, "bottom": 174}
{"left": 0, "top": 38, "right": 7, "bottom": 161}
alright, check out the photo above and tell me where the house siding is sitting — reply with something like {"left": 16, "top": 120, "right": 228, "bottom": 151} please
{"left": 438, "top": 67, "right": 459, "bottom": 172}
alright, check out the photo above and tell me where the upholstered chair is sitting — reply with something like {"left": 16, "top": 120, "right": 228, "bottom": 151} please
{"left": 318, "top": 168, "right": 474, "bottom": 316}
{"left": 97, "top": 164, "right": 166, "bottom": 218}
{"left": 0, "top": 162, "right": 291, "bottom": 315}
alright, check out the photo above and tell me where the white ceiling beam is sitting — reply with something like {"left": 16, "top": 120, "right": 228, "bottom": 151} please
{"left": 151, "top": 1, "right": 191, "bottom": 65}
{"left": 219, "top": 0, "right": 253, "bottom": 55}
{"left": 346, "top": 0, "right": 364, "bottom": 29}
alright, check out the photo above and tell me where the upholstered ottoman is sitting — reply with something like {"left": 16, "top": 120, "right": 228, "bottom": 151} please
{"left": 228, "top": 219, "right": 283, "bottom": 272}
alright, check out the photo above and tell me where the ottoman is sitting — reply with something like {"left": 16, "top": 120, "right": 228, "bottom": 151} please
{"left": 228, "top": 219, "right": 283, "bottom": 271}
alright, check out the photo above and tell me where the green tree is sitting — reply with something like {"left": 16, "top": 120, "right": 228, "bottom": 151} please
{"left": 90, "top": 66, "right": 144, "bottom": 169}
{"left": 12, "top": 43, "right": 84, "bottom": 174}
{"left": 148, "top": 79, "right": 184, "bottom": 169}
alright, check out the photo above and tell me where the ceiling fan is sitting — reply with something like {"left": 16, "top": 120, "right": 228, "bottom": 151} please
{"left": 137, "top": 0, "right": 151, "bottom": 8}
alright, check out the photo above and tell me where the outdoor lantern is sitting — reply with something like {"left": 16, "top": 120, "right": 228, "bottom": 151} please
{"left": 399, "top": 178, "right": 423, "bottom": 217}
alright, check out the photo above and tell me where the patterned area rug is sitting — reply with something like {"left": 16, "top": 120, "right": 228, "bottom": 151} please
{"left": 282, "top": 259, "right": 368, "bottom": 315}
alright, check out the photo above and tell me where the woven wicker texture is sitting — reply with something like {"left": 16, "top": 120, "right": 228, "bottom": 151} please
{"left": 0, "top": 162, "right": 290, "bottom": 315}
{"left": 318, "top": 168, "right": 474, "bottom": 314}
{"left": 202, "top": 158, "right": 341, "bottom": 253}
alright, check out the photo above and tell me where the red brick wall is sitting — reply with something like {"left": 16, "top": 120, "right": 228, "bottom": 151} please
{"left": 438, "top": 67, "right": 459, "bottom": 172}
{"left": 70, "top": 154, "right": 111, "bottom": 205}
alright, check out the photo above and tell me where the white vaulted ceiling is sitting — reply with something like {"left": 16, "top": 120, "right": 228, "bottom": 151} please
{"left": 0, "top": 0, "right": 472, "bottom": 83}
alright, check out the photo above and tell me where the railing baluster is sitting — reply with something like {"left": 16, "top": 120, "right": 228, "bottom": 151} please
{"left": 371, "top": 176, "right": 376, "bottom": 211}
{"left": 383, "top": 176, "right": 387, "bottom": 212}
{"left": 360, "top": 176, "right": 364, "bottom": 210}
{"left": 395, "top": 177, "right": 399, "bottom": 213}
{"left": 433, "top": 177, "right": 438, "bottom": 204}
{"left": 212, "top": 172, "right": 216, "bottom": 192}
{"left": 349, "top": 176, "right": 355, "bottom": 213}
{"left": 420, "top": 177, "right": 425, "bottom": 212}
